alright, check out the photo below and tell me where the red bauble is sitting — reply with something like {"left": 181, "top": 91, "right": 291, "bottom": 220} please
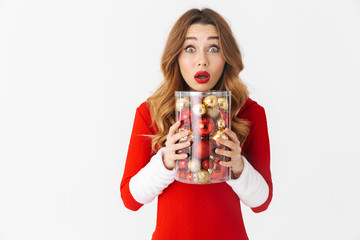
{"left": 211, "top": 166, "right": 229, "bottom": 180}
{"left": 202, "top": 159, "right": 214, "bottom": 170}
{"left": 180, "top": 108, "right": 192, "bottom": 127}
{"left": 177, "top": 170, "right": 192, "bottom": 181}
{"left": 177, "top": 159, "right": 188, "bottom": 170}
{"left": 192, "top": 139, "right": 214, "bottom": 160}
{"left": 193, "top": 117, "right": 215, "bottom": 137}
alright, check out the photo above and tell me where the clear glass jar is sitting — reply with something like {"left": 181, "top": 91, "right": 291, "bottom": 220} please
{"left": 175, "top": 91, "right": 231, "bottom": 184}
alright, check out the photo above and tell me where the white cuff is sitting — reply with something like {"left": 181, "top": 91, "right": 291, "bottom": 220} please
{"left": 129, "top": 148, "right": 176, "bottom": 204}
{"left": 226, "top": 157, "right": 269, "bottom": 208}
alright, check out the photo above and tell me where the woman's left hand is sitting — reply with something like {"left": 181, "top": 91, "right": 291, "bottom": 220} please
{"left": 215, "top": 128, "right": 244, "bottom": 179}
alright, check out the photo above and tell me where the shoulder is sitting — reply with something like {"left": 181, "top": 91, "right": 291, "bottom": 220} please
{"left": 137, "top": 101, "right": 150, "bottom": 115}
{"left": 237, "top": 98, "right": 266, "bottom": 122}
{"left": 136, "top": 101, "right": 152, "bottom": 124}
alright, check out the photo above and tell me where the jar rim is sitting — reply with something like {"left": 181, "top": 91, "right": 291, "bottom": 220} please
{"left": 175, "top": 90, "right": 231, "bottom": 97}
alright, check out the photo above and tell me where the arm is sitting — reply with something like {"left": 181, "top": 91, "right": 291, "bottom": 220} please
{"left": 120, "top": 103, "right": 175, "bottom": 211}
{"left": 226, "top": 105, "right": 273, "bottom": 213}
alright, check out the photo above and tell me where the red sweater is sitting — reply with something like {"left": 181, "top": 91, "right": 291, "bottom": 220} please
{"left": 121, "top": 98, "right": 273, "bottom": 240}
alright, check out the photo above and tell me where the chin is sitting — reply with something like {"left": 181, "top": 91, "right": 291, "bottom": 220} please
{"left": 189, "top": 83, "right": 216, "bottom": 92}
{"left": 191, "top": 86, "right": 211, "bottom": 92}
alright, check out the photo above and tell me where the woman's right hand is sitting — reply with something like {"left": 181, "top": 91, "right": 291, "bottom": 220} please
{"left": 163, "top": 121, "right": 191, "bottom": 170}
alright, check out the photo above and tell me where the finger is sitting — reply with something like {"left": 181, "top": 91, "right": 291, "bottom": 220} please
{"left": 171, "top": 152, "right": 188, "bottom": 161}
{"left": 215, "top": 148, "right": 233, "bottom": 158}
{"left": 224, "top": 128, "right": 240, "bottom": 145}
{"left": 219, "top": 160, "right": 232, "bottom": 167}
{"left": 168, "top": 121, "right": 182, "bottom": 136}
{"left": 173, "top": 140, "right": 191, "bottom": 151}
{"left": 173, "top": 129, "right": 190, "bottom": 141}
{"left": 216, "top": 138, "right": 237, "bottom": 150}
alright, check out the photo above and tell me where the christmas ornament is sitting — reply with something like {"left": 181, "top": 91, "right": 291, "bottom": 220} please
{"left": 211, "top": 164, "right": 229, "bottom": 179}
{"left": 203, "top": 95, "right": 218, "bottom": 108}
{"left": 207, "top": 106, "right": 220, "bottom": 118}
{"left": 177, "top": 170, "right": 192, "bottom": 181}
{"left": 217, "top": 97, "right": 229, "bottom": 111}
{"left": 188, "top": 158, "right": 201, "bottom": 173}
{"left": 177, "top": 159, "right": 188, "bottom": 170}
{"left": 180, "top": 108, "right": 192, "bottom": 127}
{"left": 212, "top": 129, "right": 229, "bottom": 146}
{"left": 219, "top": 112, "right": 230, "bottom": 127}
{"left": 193, "top": 117, "right": 215, "bottom": 137}
{"left": 178, "top": 128, "right": 193, "bottom": 143}
{"left": 201, "top": 159, "right": 214, "bottom": 170}
{"left": 216, "top": 118, "right": 226, "bottom": 130}
{"left": 192, "top": 104, "right": 206, "bottom": 116}
{"left": 176, "top": 97, "right": 190, "bottom": 112}
{"left": 198, "top": 169, "right": 211, "bottom": 183}
{"left": 192, "top": 139, "right": 214, "bottom": 160}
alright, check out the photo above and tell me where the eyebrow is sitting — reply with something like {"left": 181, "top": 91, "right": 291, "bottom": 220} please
{"left": 185, "top": 36, "right": 219, "bottom": 40}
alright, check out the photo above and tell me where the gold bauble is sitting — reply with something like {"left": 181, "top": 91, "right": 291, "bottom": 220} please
{"left": 178, "top": 128, "right": 193, "bottom": 143}
{"left": 207, "top": 106, "right": 220, "bottom": 118}
{"left": 192, "top": 104, "right": 206, "bottom": 116}
{"left": 212, "top": 129, "right": 229, "bottom": 146}
{"left": 176, "top": 97, "right": 190, "bottom": 112}
{"left": 188, "top": 159, "right": 201, "bottom": 173}
{"left": 198, "top": 169, "right": 211, "bottom": 183}
{"left": 217, "top": 97, "right": 229, "bottom": 110}
{"left": 216, "top": 118, "right": 226, "bottom": 130}
{"left": 203, "top": 95, "right": 218, "bottom": 108}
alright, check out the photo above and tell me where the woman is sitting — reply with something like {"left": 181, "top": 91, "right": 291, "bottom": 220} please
{"left": 121, "top": 8, "right": 272, "bottom": 240}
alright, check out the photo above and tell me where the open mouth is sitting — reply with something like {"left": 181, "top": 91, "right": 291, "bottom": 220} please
{"left": 194, "top": 71, "right": 210, "bottom": 83}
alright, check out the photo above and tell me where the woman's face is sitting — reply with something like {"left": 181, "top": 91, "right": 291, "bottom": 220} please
{"left": 178, "top": 24, "right": 226, "bottom": 91}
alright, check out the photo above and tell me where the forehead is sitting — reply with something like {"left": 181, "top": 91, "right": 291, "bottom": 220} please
{"left": 185, "top": 24, "right": 219, "bottom": 38}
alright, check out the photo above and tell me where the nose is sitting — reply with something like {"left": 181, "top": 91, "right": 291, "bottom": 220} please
{"left": 197, "top": 51, "right": 208, "bottom": 67}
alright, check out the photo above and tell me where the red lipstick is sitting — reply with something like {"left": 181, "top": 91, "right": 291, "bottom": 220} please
{"left": 194, "top": 71, "right": 210, "bottom": 84}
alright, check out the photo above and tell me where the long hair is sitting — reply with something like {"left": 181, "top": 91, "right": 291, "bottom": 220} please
{"left": 147, "top": 8, "right": 250, "bottom": 153}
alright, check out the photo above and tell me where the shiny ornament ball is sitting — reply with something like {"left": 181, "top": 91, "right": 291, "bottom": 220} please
{"left": 207, "top": 106, "right": 220, "bottom": 118}
{"left": 177, "top": 170, "right": 192, "bottom": 181}
{"left": 212, "top": 129, "right": 229, "bottom": 146}
{"left": 176, "top": 97, "right": 190, "bottom": 112}
{"left": 203, "top": 95, "right": 218, "bottom": 108}
{"left": 216, "top": 118, "right": 226, "bottom": 130}
{"left": 177, "top": 159, "right": 188, "bottom": 170}
{"left": 198, "top": 169, "right": 211, "bottom": 183}
{"left": 193, "top": 117, "right": 215, "bottom": 137}
{"left": 178, "top": 128, "right": 193, "bottom": 143}
{"left": 192, "top": 139, "right": 214, "bottom": 160}
{"left": 179, "top": 108, "right": 192, "bottom": 126}
{"left": 217, "top": 97, "right": 229, "bottom": 111}
{"left": 201, "top": 159, "right": 214, "bottom": 170}
{"left": 187, "top": 159, "right": 201, "bottom": 173}
{"left": 192, "top": 104, "right": 206, "bottom": 116}
{"left": 219, "top": 112, "right": 230, "bottom": 127}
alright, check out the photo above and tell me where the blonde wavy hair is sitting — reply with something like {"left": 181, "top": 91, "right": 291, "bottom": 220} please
{"left": 147, "top": 8, "right": 250, "bottom": 153}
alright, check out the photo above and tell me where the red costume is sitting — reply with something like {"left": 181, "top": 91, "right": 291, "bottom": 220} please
{"left": 121, "top": 98, "right": 273, "bottom": 240}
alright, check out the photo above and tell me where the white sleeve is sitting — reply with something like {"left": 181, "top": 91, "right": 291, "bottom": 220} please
{"left": 129, "top": 147, "right": 176, "bottom": 204}
{"left": 226, "top": 156, "right": 269, "bottom": 208}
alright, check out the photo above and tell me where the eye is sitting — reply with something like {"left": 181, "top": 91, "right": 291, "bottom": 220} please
{"left": 209, "top": 46, "right": 220, "bottom": 53}
{"left": 185, "top": 46, "right": 195, "bottom": 53}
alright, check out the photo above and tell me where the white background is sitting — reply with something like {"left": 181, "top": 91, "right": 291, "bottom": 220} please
{"left": 1, "top": 0, "right": 360, "bottom": 239}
